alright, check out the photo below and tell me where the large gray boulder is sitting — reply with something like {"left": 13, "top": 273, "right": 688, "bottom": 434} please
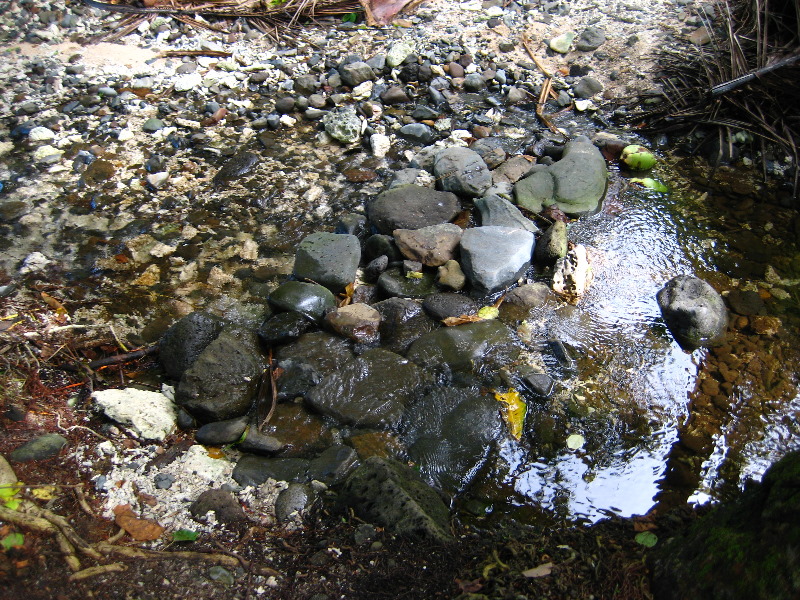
{"left": 367, "top": 185, "right": 460, "bottom": 234}
{"left": 293, "top": 232, "right": 360, "bottom": 293}
{"left": 459, "top": 226, "right": 535, "bottom": 292}
{"left": 175, "top": 328, "right": 267, "bottom": 423}
{"left": 514, "top": 135, "right": 607, "bottom": 216}
{"left": 339, "top": 456, "right": 453, "bottom": 543}
{"left": 475, "top": 194, "right": 539, "bottom": 233}
{"left": 433, "top": 147, "right": 492, "bottom": 198}
{"left": 657, "top": 275, "right": 728, "bottom": 349}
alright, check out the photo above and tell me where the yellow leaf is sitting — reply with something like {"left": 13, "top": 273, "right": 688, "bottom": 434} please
{"left": 494, "top": 389, "right": 527, "bottom": 441}
{"left": 31, "top": 486, "right": 57, "bottom": 501}
{"left": 476, "top": 306, "right": 499, "bottom": 320}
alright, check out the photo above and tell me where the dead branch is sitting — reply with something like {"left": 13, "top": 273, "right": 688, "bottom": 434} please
{"left": 69, "top": 563, "right": 127, "bottom": 581}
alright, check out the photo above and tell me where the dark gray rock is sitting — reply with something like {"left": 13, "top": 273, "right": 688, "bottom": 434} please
{"left": 411, "top": 105, "right": 439, "bottom": 120}
{"left": 471, "top": 137, "right": 507, "bottom": 169}
{"left": 9, "top": 433, "right": 67, "bottom": 462}
{"left": 363, "top": 255, "right": 389, "bottom": 283}
{"left": 463, "top": 73, "right": 487, "bottom": 92}
{"left": 176, "top": 328, "right": 267, "bottom": 423}
{"left": 534, "top": 220, "right": 568, "bottom": 267}
{"left": 398, "top": 123, "right": 436, "bottom": 145}
{"left": 275, "top": 331, "right": 355, "bottom": 374}
{"left": 142, "top": 118, "right": 165, "bottom": 133}
{"left": 657, "top": 275, "right": 728, "bottom": 349}
{"left": 520, "top": 370, "right": 555, "bottom": 397}
{"left": 402, "top": 387, "right": 503, "bottom": 494}
{"left": 377, "top": 267, "right": 438, "bottom": 299}
{"left": 393, "top": 223, "right": 463, "bottom": 267}
{"left": 422, "top": 293, "right": 479, "bottom": 321}
{"left": 339, "top": 61, "right": 375, "bottom": 87}
{"left": 380, "top": 86, "right": 410, "bottom": 104}
{"left": 367, "top": 185, "right": 460, "bottom": 234}
{"left": 407, "top": 320, "right": 522, "bottom": 375}
{"left": 340, "top": 456, "right": 453, "bottom": 542}
{"left": 294, "top": 74, "right": 318, "bottom": 96}
{"left": 374, "top": 297, "right": 438, "bottom": 354}
{"left": 573, "top": 76, "right": 604, "bottom": 98}
{"left": 433, "top": 147, "right": 492, "bottom": 198}
{"left": 324, "top": 303, "right": 381, "bottom": 344}
{"left": 506, "top": 86, "right": 530, "bottom": 105}
{"left": 475, "top": 194, "right": 539, "bottom": 233}
{"left": 238, "top": 426, "right": 285, "bottom": 454}
{"left": 727, "top": 289, "right": 766, "bottom": 316}
{"left": 364, "top": 234, "right": 402, "bottom": 262}
{"left": 576, "top": 26, "right": 606, "bottom": 51}
{"left": 212, "top": 152, "right": 260, "bottom": 186}
{"left": 154, "top": 473, "right": 174, "bottom": 489}
{"left": 258, "top": 403, "right": 333, "bottom": 457}
{"left": 334, "top": 213, "right": 368, "bottom": 238}
{"left": 232, "top": 455, "right": 310, "bottom": 487}
{"left": 274, "top": 96, "right": 296, "bottom": 113}
{"left": 190, "top": 489, "right": 247, "bottom": 525}
{"left": 268, "top": 281, "right": 337, "bottom": 323}
{"left": 275, "top": 483, "right": 315, "bottom": 521}
{"left": 504, "top": 282, "right": 552, "bottom": 307}
{"left": 257, "top": 311, "right": 314, "bottom": 346}
{"left": 293, "top": 232, "right": 360, "bottom": 293}
{"left": 305, "top": 348, "right": 426, "bottom": 429}
{"left": 159, "top": 312, "right": 225, "bottom": 380}
{"left": 308, "top": 444, "right": 359, "bottom": 485}
{"left": 460, "top": 226, "right": 535, "bottom": 292}
{"left": 274, "top": 358, "right": 322, "bottom": 400}
{"left": 514, "top": 135, "right": 607, "bottom": 216}
{"left": 195, "top": 416, "right": 249, "bottom": 446}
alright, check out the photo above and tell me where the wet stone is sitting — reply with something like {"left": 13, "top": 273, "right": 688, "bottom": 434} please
{"left": 293, "top": 232, "right": 360, "bottom": 293}
{"left": 257, "top": 311, "right": 315, "bottom": 346}
{"left": 308, "top": 444, "right": 360, "bottom": 486}
{"left": 573, "top": 76, "right": 604, "bottom": 98}
{"left": 460, "top": 226, "right": 535, "bottom": 292}
{"left": 275, "top": 96, "right": 296, "bottom": 113}
{"left": 393, "top": 223, "right": 463, "bottom": 267}
{"left": 520, "top": 370, "right": 556, "bottom": 397}
{"left": 727, "top": 289, "right": 766, "bottom": 316}
{"left": 190, "top": 489, "right": 247, "bottom": 525}
{"left": 212, "top": 151, "right": 260, "bottom": 187}
{"left": 275, "top": 331, "right": 355, "bottom": 375}
{"left": 398, "top": 123, "right": 436, "bottom": 145}
{"left": 365, "top": 234, "right": 402, "bottom": 262}
{"left": 505, "top": 282, "right": 552, "bottom": 307}
{"left": 377, "top": 267, "right": 438, "bottom": 299}
{"left": 576, "top": 26, "right": 606, "bottom": 51}
{"left": 9, "top": 433, "right": 67, "bottom": 462}
{"left": 535, "top": 220, "right": 568, "bottom": 267}
{"left": 233, "top": 455, "right": 310, "bottom": 487}
{"left": 260, "top": 402, "right": 333, "bottom": 457}
{"left": 657, "top": 275, "right": 728, "bottom": 349}
{"left": 463, "top": 73, "right": 487, "bottom": 92}
{"left": 339, "top": 61, "right": 375, "bottom": 87}
{"left": 268, "top": 281, "right": 337, "bottom": 323}
{"left": 238, "top": 426, "right": 285, "bottom": 454}
{"left": 274, "top": 359, "right": 321, "bottom": 401}
{"left": 367, "top": 185, "right": 460, "bottom": 234}
{"left": 275, "top": 483, "right": 315, "bottom": 521}
{"left": 433, "top": 147, "right": 492, "bottom": 198}
{"left": 325, "top": 303, "right": 381, "bottom": 344}
{"left": 380, "top": 86, "right": 410, "bottom": 104}
{"left": 363, "top": 255, "right": 389, "bottom": 283}
{"left": 422, "top": 292, "right": 480, "bottom": 321}
{"left": 323, "top": 107, "right": 362, "bottom": 144}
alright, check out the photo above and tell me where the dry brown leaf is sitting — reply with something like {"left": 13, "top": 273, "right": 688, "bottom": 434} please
{"left": 442, "top": 314, "right": 484, "bottom": 327}
{"left": 113, "top": 504, "right": 164, "bottom": 541}
{"left": 522, "top": 562, "right": 554, "bottom": 578}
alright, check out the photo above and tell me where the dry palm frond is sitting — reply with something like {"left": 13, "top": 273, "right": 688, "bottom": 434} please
{"left": 625, "top": 0, "right": 800, "bottom": 198}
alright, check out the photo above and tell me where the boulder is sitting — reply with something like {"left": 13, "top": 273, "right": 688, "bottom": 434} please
{"left": 268, "top": 281, "right": 336, "bottom": 323}
{"left": 460, "top": 226, "right": 535, "bottom": 292}
{"left": 159, "top": 312, "right": 225, "bottom": 380}
{"left": 367, "top": 185, "right": 460, "bottom": 234}
{"left": 657, "top": 275, "right": 728, "bottom": 349}
{"left": 393, "top": 223, "right": 463, "bottom": 267}
{"left": 433, "top": 147, "right": 492, "bottom": 198}
{"left": 9, "top": 434, "right": 67, "bottom": 462}
{"left": 293, "top": 232, "right": 360, "bottom": 292}
{"left": 92, "top": 388, "right": 177, "bottom": 441}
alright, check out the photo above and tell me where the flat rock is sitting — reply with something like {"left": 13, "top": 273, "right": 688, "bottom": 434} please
{"left": 393, "top": 223, "right": 463, "bottom": 267}
{"left": 377, "top": 267, "right": 438, "bottom": 299}
{"left": 9, "top": 433, "right": 67, "bottom": 462}
{"left": 657, "top": 275, "right": 728, "bottom": 349}
{"left": 195, "top": 416, "right": 249, "bottom": 446}
{"left": 505, "top": 282, "right": 552, "bottom": 307}
{"left": 257, "top": 311, "right": 315, "bottom": 346}
{"left": 460, "top": 226, "right": 535, "bottom": 292}
{"left": 475, "top": 194, "right": 538, "bottom": 233}
{"left": 398, "top": 123, "right": 436, "bottom": 145}
{"left": 275, "top": 483, "right": 315, "bottom": 521}
{"left": 367, "top": 185, "right": 460, "bottom": 234}
{"left": 293, "top": 232, "right": 360, "bottom": 292}
{"left": 422, "top": 292, "right": 479, "bottom": 321}
{"left": 433, "top": 147, "right": 492, "bottom": 198}
{"left": 93, "top": 388, "right": 177, "bottom": 440}
{"left": 325, "top": 303, "right": 381, "bottom": 343}
{"left": 233, "top": 455, "right": 310, "bottom": 487}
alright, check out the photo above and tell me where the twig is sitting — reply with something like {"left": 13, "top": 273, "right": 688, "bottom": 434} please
{"left": 69, "top": 563, "right": 127, "bottom": 581}
{"left": 75, "top": 484, "right": 97, "bottom": 518}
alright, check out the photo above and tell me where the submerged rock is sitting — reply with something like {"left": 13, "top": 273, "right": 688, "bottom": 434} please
{"left": 212, "top": 151, "right": 259, "bottom": 186}
{"left": 657, "top": 275, "right": 728, "bottom": 349}
{"left": 377, "top": 267, "right": 438, "bottom": 299}
{"left": 535, "top": 221, "right": 568, "bottom": 267}
{"left": 374, "top": 297, "right": 439, "bottom": 354}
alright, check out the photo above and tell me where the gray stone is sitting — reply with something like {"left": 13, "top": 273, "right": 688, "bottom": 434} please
{"left": 374, "top": 297, "right": 438, "bottom": 354}
{"left": 293, "top": 232, "right": 360, "bottom": 293}
{"left": 176, "top": 328, "right": 267, "bottom": 423}
{"left": 190, "top": 489, "right": 247, "bottom": 525}
{"left": 159, "top": 312, "right": 225, "bottom": 381}
{"left": 470, "top": 137, "right": 507, "bottom": 169}
{"left": 233, "top": 455, "right": 310, "bottom": 487}
{"left": 657, "top": 275, "right": 728, "bottom": 349}
{"left": 305, "top": 348, "right": 426, "bottom": 429}
{"left": 514, "top": 135, "right": 607, "bottom": 216}
{"left": 365, "top": 234, "right": 402, "bottom": 262}
{"left": 274, "top": 359, "right": 321, "bottom": 401}
{"left": 398, "top": 123, "right": 436, "bottom": 145}
{"left": 573, "top": 76, "right": 604, "bottom": 98}
{"left": 294, "top": 74, "right": 318, "bottom": 96}
{"left": 308, "top": 445, "right": 359, "bottom": 485}
{"left": 460, "top": 226, "right": 535, "bottom": 292}
{"left": 324, "top": 303, "right": 381, "bottom": 344}
{"left": 363, "top": 255, "right": 389, "bottom": 283}
{"left": 437, "top": 260, "right": 466, "bottom": 291}
{"left": 504, "top": 282, "right": 552, "bottom": 307}
{"left": 433, "top": 147, "right": 492, "bottom": 198}
{"left": 275, "top": 331, "right": 354, "bottom": 374}
{"left": 367, "top": 185, "right": 460, "bottom": 234}
{"left": 323, "top": 107, "right": 362, "bottom": 144}
{"left": 491, "top": 156, "right": 537, "bottom": 185}
{"left": 576, "top": 26, "right": 606, "bottom": 51}
{"left": 377, "top": 267, "right": 438, "bottom": 299}
{"left": 520, "top": 370, "right": 555, "bottom": 397}
{"left": 275, "top": 96, "right": 296, "bottom": 113}
{"left": 268, "top": 281, "right": 337, "bottom": 323}
{"left": 238, "top": 426, "right": 285, "bottom": 454}
{"left": 0, "top": 455, "right": 17, "bottom": 487}
{"left": 535, "top": 220, "right": 568, "bottom": 266}
{"left": 475, "top": 194, "right": 539, "bottom": 233}
{"left": 422, "top": 293, "right": 479, "bottom": 321}
{"left": 275, "top": 483, "right": 315, "bottom": 521}
{"left": 142, "top": 118, "right": 165, "bottom": 133}
{"left": 380, "top": 86, "right": 410, "bottom": 104}
{"left": 386, "top": 41, "right": 415, "bottom": 68}
{"left": 390, "top": 168, "right": 435, "bottom": 189}
{"left": 339, "top": 61, "right": 375, "bottom": 87}
{"left": 257, "top": 311, "right": 314, "bottom": 346}
{"left": 393, "top": 223, "right": 463, "bottom": 267}
{"left": 340, "top": 457, "right": 453, "bottom": 542}
{"left": 9, "top": 434, "right": 67, "bottom": 462}
{"left": 463, "top": 73, "right": 487, "bottom": 92}
{"left": 407, "top": 320, "right": 522, "bottom": 375}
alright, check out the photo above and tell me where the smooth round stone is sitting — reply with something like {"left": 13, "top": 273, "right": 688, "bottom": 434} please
{"left": 268, "top": 281, "right": 336, "bottom": 322}
{"left": 238, "top": 427, "right": 285, "bottom": 454}
{"left": 232, "top": 455, "right": 310, "bottom": 487}
{"left": 275, "top": 483, "right": 315, "bottom": 521}
{"left": 142, "top": 118, "right": 166, "bottom": 132}
{"left": 422, "top": 293, "right": 480, "bottom": 321}
{"left": 195, "top": 416, "right": 249, "bottom": 446}
{"left": 257, "top": 311, "right": 315, "bottom": 346}
{"left": 9, "top": 433, "right": 67, "bottom": 462}
{"left": 377, "top": 267, "right": 438, "bottom": 299}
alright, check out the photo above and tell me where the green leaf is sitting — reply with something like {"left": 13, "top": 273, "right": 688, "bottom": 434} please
{"left": 635, "top": 531, "right": 658, "bottom": 548}
{"left": 630, "top": 177, "right": 668, "bottom": 193}
{"left": 342, "top": 12, "right": 358, "bottom": 22}
{"left": 1, "top": 532, "right": 24, "bottom": 550}
{"left": 172, "top": 529, "right": 200, "bottom": 542}
{"left": 3, "top": 499, "right": 21, "bottom": 511}
{"left": 0, "top": 483, "right": 22, "bottom": 500}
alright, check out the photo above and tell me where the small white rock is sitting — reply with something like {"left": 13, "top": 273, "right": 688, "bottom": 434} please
{"left": 174, "top": 72, "right": 203, "bottom": 92}
{"left": 117, "top": 128, "right": 134, "bottom": 142}
{"left": 19, "top": 251, "right": 52, "bottom": 275}
{"left": 147, "top": 171, "right": 170, "bottom": 189}
{"left": 32, "top": 144, "right": 63, "bottom": 163}
{"left": 370, "top": 133, "right": 391, "bottom": 158}
{"left": 28, "top": 126, "right": 55, "bottom": 142}
{"left": 279, "top": 114, "right": 297, "bottom": 127}
{"left": 92, "top": 388, "right": 177, "bottom": 440}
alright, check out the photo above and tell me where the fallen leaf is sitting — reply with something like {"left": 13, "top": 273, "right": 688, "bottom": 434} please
{"left": 495, "top": 389, "right": 527, "bottom": 441}
{"left": 522, "top": 562, "right": 554, "bottom": 578}
{"left": 172, "top": 529, "right": 200, "bottom": 542}
{"left": 476, "top": 306, "right": 499, "bottom": 320}
{"left": 1, "top": 533, "right": 25, "bottom": 550}
{"left": 634, "top": 531, "right": 658, "bottom": 548}
{"left": 41, "top": 292, "right": 68, "bottom": 317}
{"left": 31, "top": 486, "right": 57, "bottom": 501}
{"left": 205, "top": 447, "right": 226, "bottom": 459}
{"left": 630, "top": 177, "right": 668, "bottom": 192}
{"left": 442, "top": 313, "right": 484, "bottom": 326}
{"left": 113, "top": 504, "right": 164, "bottom": 541}
{"left": 455, "top": 578, "right": 483, "bottom": 593}
{"left": 566, "top": 434, "right": 585, "bottom": 450}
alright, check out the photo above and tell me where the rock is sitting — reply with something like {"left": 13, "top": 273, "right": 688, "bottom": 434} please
{"left": 377, "top": 267, "right": 438, "bottom": 299}
{"left": 520, "top": 370, "right": 555, "bottom": 397}
{"left": 213, "top": 151, "right": 260, "bottom": 186}
{"left": 257, "top": 311, "right": 314, "bottom": 346}
{"left": 365, "top": 234, "right": 402, "bottom": 262}
{"left": 407, "top": 320, "right": 521, "bottom": 375}
{"left": 398, "top": 123, "right": 436, "bottom": 145}
{"left": 340, "top": 457, "right": 453, "bottom": 542}
{"left": 294, "top": 74, "right": 318, "bottom": 95}
{"left": 576, "top": 26, "right": 606, "bottom": 51}
{"left": 273, "top": 359, "right": 321, "bottom": 401}
{"left": 475, "top": 194, "right": 539, "bottom": 233}
{"left": 323, "top": 107, "right": 362, "bottom": 144}
{"left": 339, "top": 61, "right": 375, "bottom": 87}
{"left": 190, "top": 489, "right": 247, "bottom": 525}
{"left": 380, "top": 86, "right": 410, "bottom": 104}
{"left": 33, "top": 145, "right": 62, "bottom": 163}
{"left": 0, "top": 455, "right": 17, "bottom": 486}
{"left": 573, "top": 76, "right": 604, "bottom": 98}
{"left": 506, "top": 86, "right": 530, "bottom": 105}
{"left": 657, "top": 275, "right": 728, "bottom": 349}
{"left": 159, "top": 312, "right": 225, "bottom": 380}
{"left": 258, "top": 403, "right": 333, "bottom": 457}
{"left": 174, "top": 72, "right": 202, "bottom": 92}
{"left": 463, "top": 73, "right": 486, "bottom": 92}
{"left": 460, "top": 226, "right": 535, "bottom": 292}
{"left": 651, "top": 451, "right": 800, "bottom": 600}
{"left": 305, "top": 348, "right": 426, "bottom": 429}
{"left": 437, "top": 260, "right": 467, "bottom": 291}
{"left": 402, "top": 386, "right": 502, "bottom": 494}
{"left": 232, "top": 455, "right": 310, "bottom": 487}
{"left": 28, "top": 126, "right": 55, "bottom": 142}
{"left": 535, "top": 221, "right": 568, "bottom": 267}
{"left": 275, "top": 483, "right": 315, "bottom": 521}
{"left": 552, "top": 244, "right": 593, "bottom": 304}
{"left": 274, "top": 96, "right": 296, "bottom": 113}
{"left": 275, "top": 331, "right": 354, "bottom": 375}
{"left": 505, "top": 282, "right": 552, "bottom": 307}
{"left": 727, "top": 289, "right": 766, "bottom": 316}
{"left": 93, "top": 388, "right": 176, "bottom": 440}
{"left": 268, "top": 281, "right": 337, "bottom": 323}
{"left": 422, "top": 292, "right": 479, "bottom": 321}
{"left": 238, "top": 427, "right": 285, "bottom": 454}
{"left": 374, "top": 297, "right": 438, "bottom": 354}
{"left": 308, "top": 444, "right": 359, "bottom": 485}
{"left": 367, "top": 185, "right": 460, "bottom": 234}
{"left": 176, "top": 328, "right": 267, "bottom": 423}
{"left": 393, "top": 223, "right": 463, "bottom": 267}
{"left": 325, "top": 303, "right": 381, "bottom": 343}
{"left": 9, "top": 434, "right": 67, "bottom": 462}
{"left": 433, "top": 147, "right": 492, "bottom": 198}
{"left": 142, "top": 118, "right": 165, "bottom": 133}
{"left": 195, "top": 416, "right": 249, "bottom": 446}
{"left": 390, "top": 168, "right": 436, "bottom": 189}
{"left": 293, "top": 232, "right": 360, "bottom": 293}
{"left": 549, "top": 32, "right": 575, "bottom": 53}
{"left": 491, "top": 156, "right": 536, "bottom": 185}
{"left": 386, "top": 41, "right": 415, "bottom": 68}
{"left": 146, "top": 172, "right": 169, "bottom": 189}
{"left": 19, "top": 251, "right": 52, "bottom": 275}
{"left": 370, "top": 133, "right": 391, "bottom": 158}
{"left": 514, "top": 135, "right": 608, "bottom": 216}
